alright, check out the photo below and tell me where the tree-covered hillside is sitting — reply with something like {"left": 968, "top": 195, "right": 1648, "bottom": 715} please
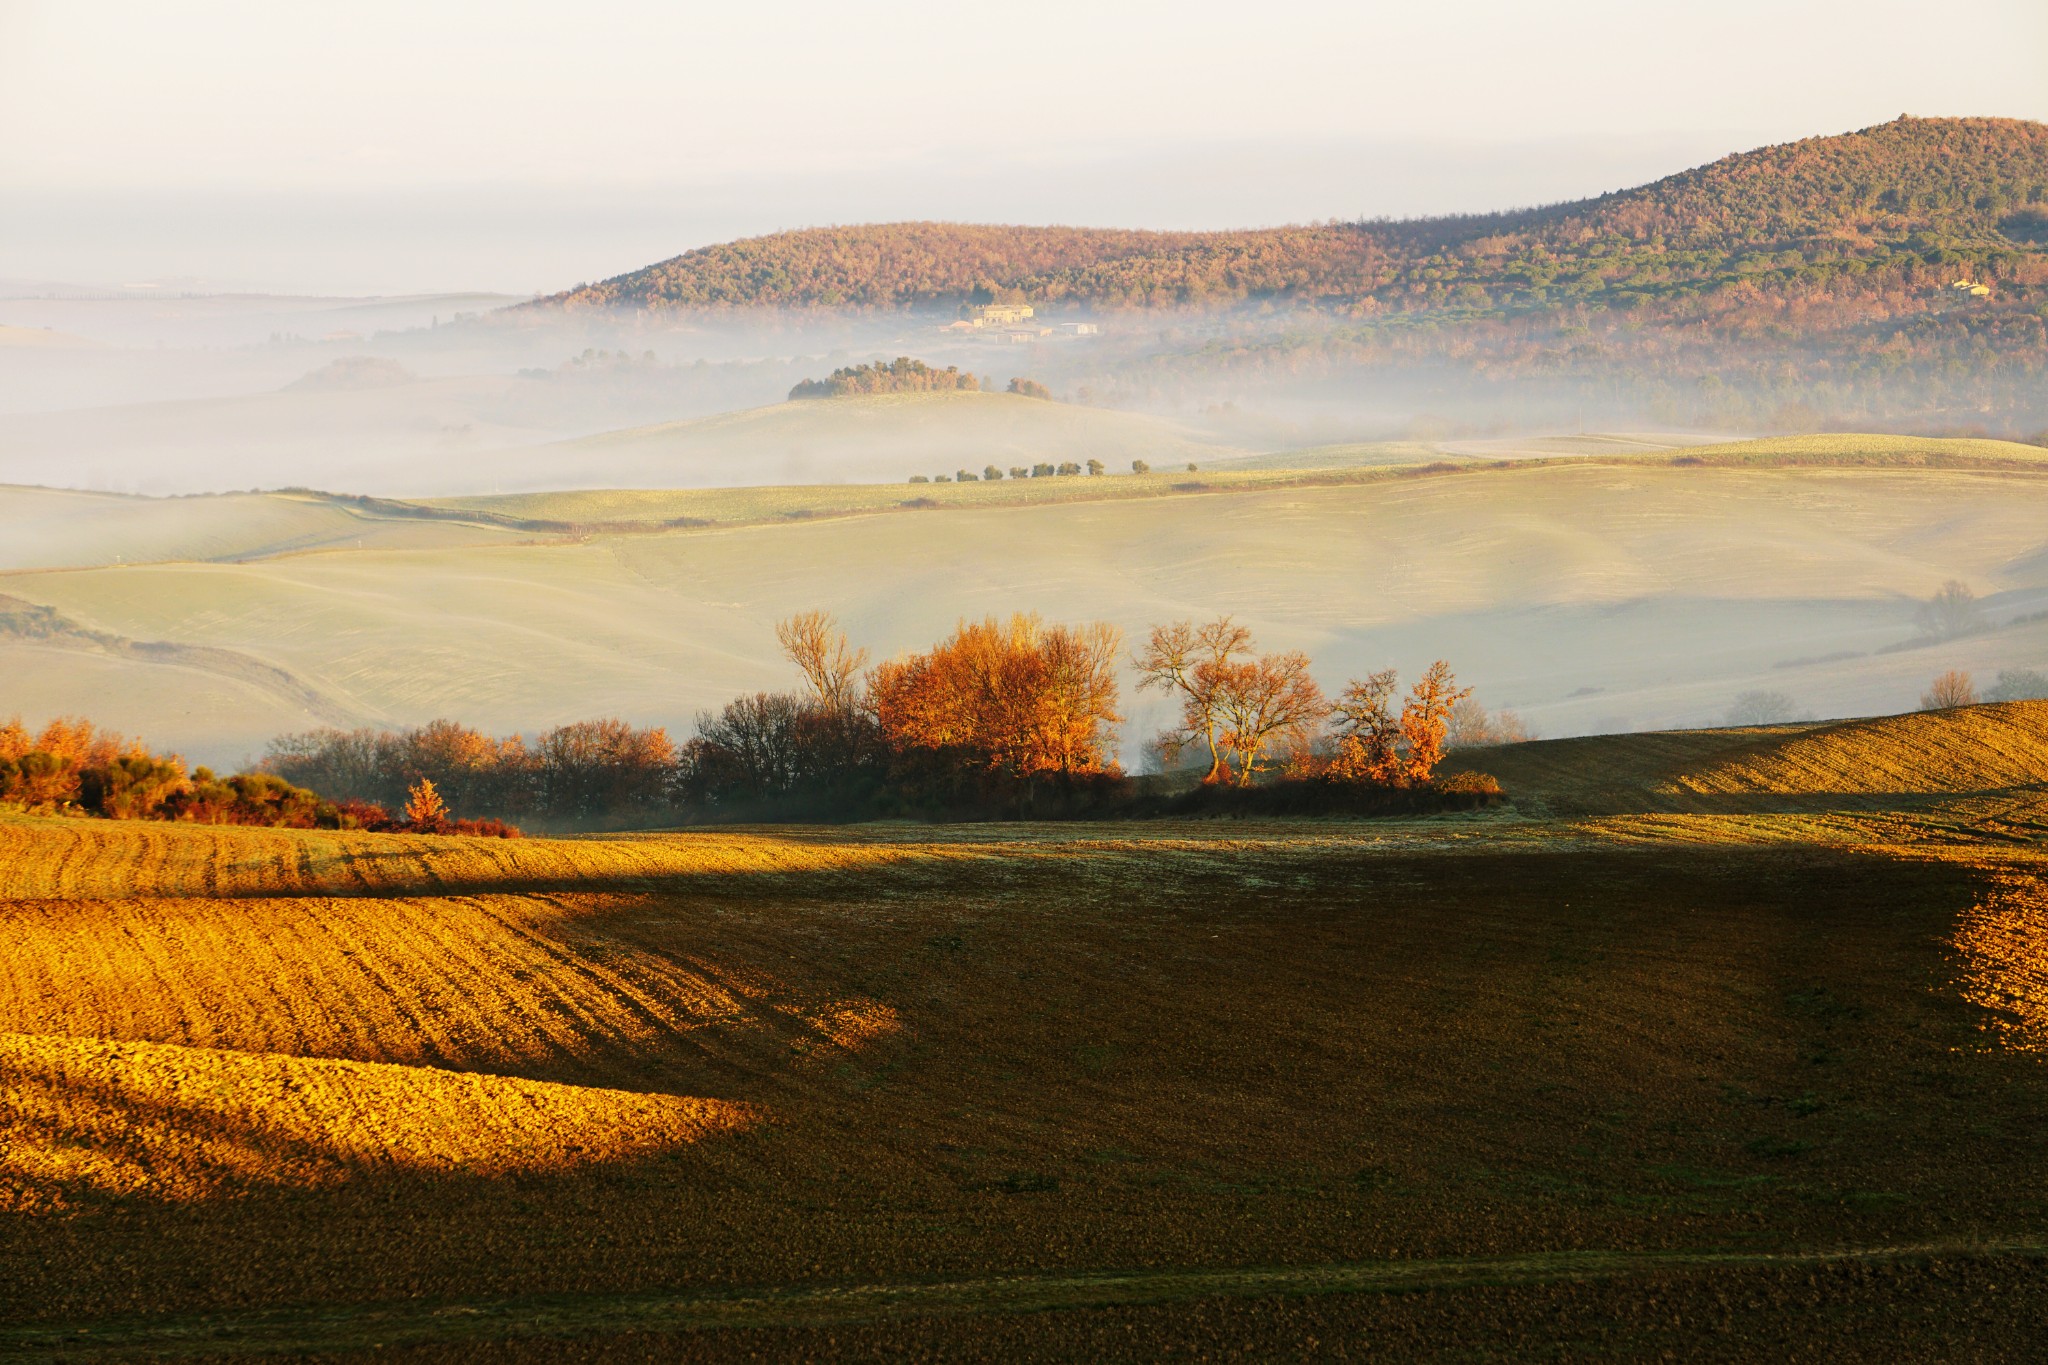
{"left": 547, "top": 119, "right": 2047, "bottom": 315}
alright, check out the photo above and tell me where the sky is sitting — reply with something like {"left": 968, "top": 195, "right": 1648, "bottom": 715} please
{"left": 3, "top": 0, "right": 2045, "bottom": 295}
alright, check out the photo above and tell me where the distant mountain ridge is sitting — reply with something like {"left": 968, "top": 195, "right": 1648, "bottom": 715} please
{"left": 547, "top": 118, "right": 2048, "bottom": 313}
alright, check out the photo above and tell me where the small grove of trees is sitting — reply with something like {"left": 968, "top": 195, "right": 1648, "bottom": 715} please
{"left": 789, "top": 357, "right": 979, "bottom": 399}
{"left": 1445, "top": 696, "right": 1534, "bottom": 748}
{"left": 1007, "top": 377, "right": 1052, "bottom": 400}
{"left": 1136, "top": 619, "right": 1507, "bottom": 789}
{"left": 676, "top": 612, "right": 1123, "bottom": 819}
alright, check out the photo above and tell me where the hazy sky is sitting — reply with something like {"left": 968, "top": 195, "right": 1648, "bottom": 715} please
{"left": 4, "top": 0, "right": 2044, "bottom": 294}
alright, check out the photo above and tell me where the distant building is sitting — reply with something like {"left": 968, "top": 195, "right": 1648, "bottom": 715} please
{"left": 1057, "top": 322, "right": 1099, "bottom": 336}
{"left": 971, "top": 303, "right": 1035, "bottom": 327}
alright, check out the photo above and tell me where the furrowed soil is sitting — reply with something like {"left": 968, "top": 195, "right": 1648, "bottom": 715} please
{"left": 2, "top": 706, "right": 2047, "bottom": 1358}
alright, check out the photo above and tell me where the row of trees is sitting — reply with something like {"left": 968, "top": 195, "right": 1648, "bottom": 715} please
{"left": 909, "top": 459, "right": 1193, "bottom": 484}
{"left": 681, "top": 613, "right": 1507, "bottom": 819}
{"left": 255, "top": 614, "right": 1513, "bottom": 827}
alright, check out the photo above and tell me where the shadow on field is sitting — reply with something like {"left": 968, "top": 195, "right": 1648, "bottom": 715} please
{"left": 5, "top": 827, "right": 2048, "bottom": 1347}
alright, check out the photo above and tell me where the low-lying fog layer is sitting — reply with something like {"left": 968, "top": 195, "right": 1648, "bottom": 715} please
{"left": 0, "top": 289, "right": 1772, "bottom": 496}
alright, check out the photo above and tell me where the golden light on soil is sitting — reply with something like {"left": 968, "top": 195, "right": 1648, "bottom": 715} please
{"left": 0, "top": 1032, "right": 756, "bottom": 1211}
{"left": 1953, "top": 869, "right": 2048, "bottom": 1054}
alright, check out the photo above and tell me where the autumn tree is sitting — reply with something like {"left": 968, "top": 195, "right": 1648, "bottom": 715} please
{"left": 869, "top": 614, "right": 1122, "bottom": 779}
{"left": 1326, "top": 669, "right": 1403, "bottom": 783}
{"left": 1136, "top": 618, "right": 1253, "bottom": 783}
{"left": 1208, "top": 651, "right": 1327, "bottom": 785}
{"left": 1399, "top": 661, "right": 1472, "bottom": 782}
{"left": 777, "top": 611, "right": 868, "bottom": 714}
{"left": 1327, "top": 662, "right": 1472, "bottom": 785}
{"left": 403, "top": 777, "right": 449, "bottom": 832}
{"left": 1922, "top": 669, "right": 1978, "bottom": 710}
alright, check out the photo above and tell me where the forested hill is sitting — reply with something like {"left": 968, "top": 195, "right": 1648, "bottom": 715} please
{"left": 545, "top": 118, "right": 2047, "bottom": 313}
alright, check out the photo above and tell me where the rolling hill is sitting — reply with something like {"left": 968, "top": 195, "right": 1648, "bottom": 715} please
{"left": 2, "top": 724, "right": 2047, "bottom": 1353}
{"left": 5, "top": 442, "right": 2048, "bottom": 767}
{"left": 550, "top": 118, "right": 2048, "bottom": 314}
{"left": 538, "top": 118, "right": 2048, "bottom": 438}
{"left": 1483, "top": 701, "right": 2048, "bottom": 817}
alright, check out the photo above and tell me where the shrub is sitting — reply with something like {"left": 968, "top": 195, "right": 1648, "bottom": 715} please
{"left": 1435, "top": 770, "right": 1504, "bottom": 797}
{"left": 77, "top": 755, "right": 188, "bottom": 819}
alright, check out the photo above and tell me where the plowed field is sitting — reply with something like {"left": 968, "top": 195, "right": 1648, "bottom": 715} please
{"left": 2, "top": 718, "right": 2047, "bottom": 1358}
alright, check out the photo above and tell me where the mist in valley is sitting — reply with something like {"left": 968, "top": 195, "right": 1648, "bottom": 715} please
{"left": 4, "top": 277, "right": 2047, "bottom": 772}
{"left": 4, "top": 0, "right": 2046, "bottom": 772}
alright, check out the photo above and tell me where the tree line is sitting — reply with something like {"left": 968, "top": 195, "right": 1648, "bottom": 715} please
{"left": 255, "top": 613, "right": 1518, "bottom": 827}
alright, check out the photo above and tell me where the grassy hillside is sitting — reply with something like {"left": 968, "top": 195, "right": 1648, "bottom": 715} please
{"left": 0, "top": 485, "right": 523, "bottom": 572}
{"left": 8, "top": 456, "right": 2048, "bottom": 764}
{"left": 1, "top": 752, "right": 2046, "bottom": 1352}
{"left": 1483, "top": 701, "right": 2048, "bottom": 816}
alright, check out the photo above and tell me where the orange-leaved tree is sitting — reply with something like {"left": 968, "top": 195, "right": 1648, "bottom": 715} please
{"left": 869, "top": 614, "right": 1121, "bottom": 778}
{"left": 402, "top": 777, "right": 449, "bottom": 832}
{"left": 1398, "top": 661, "right": 1472, "bottom": 782}
{"left": 1327, "top": 669, "right": 1404, "bottom": 783}
{"left": 1207, "top": 651, "right": 1327, "bottom": 786}
{"left": 1327, "top": 661, "right": 1472, "bottom": 786}
{"left": 1134, "top": 618, "right": 1253, "bottom": 783}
